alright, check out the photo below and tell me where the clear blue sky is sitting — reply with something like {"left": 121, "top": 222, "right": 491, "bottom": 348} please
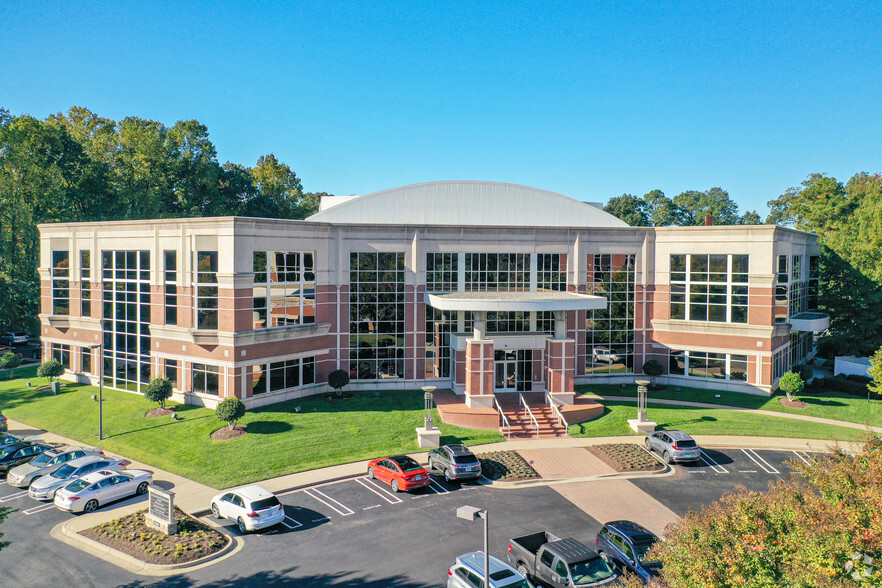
{"left": 3, "top": 1, "right": 880, "bottom": 216}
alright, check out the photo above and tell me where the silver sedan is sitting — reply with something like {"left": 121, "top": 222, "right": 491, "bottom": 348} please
{"left": 29, "top": 455, "right": 128, "bottom": 500}
{"left": 7, "top": 446, "right": 101, "bottom": 488}
{"left": 54, "top": 469, "right": 153, "bottom": 513}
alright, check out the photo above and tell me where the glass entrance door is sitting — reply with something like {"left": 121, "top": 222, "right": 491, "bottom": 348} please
{"left": 494, "top": 349, "right": 532, "bottom": 391}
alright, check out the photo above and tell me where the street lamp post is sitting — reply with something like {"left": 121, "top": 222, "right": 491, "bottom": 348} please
{"left": 457, "top": 505, "right": 489, "bottom": 586}
{"left": 89, "top": 343, "right": 104, "bottom": 441}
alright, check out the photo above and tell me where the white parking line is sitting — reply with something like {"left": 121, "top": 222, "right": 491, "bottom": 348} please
{"left": 741, "top": 449, "right": 780, "bottom": 474}
{"left": 23, "top": 503, "right": 56, "bottom": 515}
{"left": 699, "top": 450, "right": 729, "bottom": 473}
{"left": 303, "top": 488, "right": 354, "bottom": 516}
{"left": 792, "top": 450, "right": 812, "bottom": 465}
{"left": 356, "top": 477, "right": 403, "bottom": 504}
{"left": 0, "top": 490, "right": 29, "bottom": 502}
{"left": 280, "top": 516, "right": 302, "bottom": 529}
{"left": 428, "top": 480, "right": 449, "bottom": 494}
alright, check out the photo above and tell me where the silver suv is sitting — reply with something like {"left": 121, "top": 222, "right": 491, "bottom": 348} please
{"left": 428, "top": 444, "right": 482, "bottom": 482}
{"left": 448, "top": 552, "right": 534, "bottom": 588}
{"left": 645, "top": 430, "right": 701, "bottom": 464}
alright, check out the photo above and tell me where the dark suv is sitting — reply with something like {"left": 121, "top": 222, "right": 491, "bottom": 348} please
{"left": 427, "top": 444, "right": 482, "bottom": 482}
{"left": 595, "top": 520, "right": 661, "bottom": 582}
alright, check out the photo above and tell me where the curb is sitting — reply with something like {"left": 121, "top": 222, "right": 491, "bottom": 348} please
{"left": 51, "top": 514, "right": 243, "bottom": 576}
{"left": 487, "top": 463, "right": 674, "bottom": 490}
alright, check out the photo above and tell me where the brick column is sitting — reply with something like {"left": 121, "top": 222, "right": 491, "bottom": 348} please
{"left": 464, "top": 339, "right": 495, "bottom": 408}
{"left": 545, "top": 338, "right": 576, "bottom": 405}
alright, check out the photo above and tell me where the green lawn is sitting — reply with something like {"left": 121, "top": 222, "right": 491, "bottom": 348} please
{"left": 0, "top": 366, "right": 503, "bottom": 488}
{"left": 568, "top": 398, "right": 870, "bottom": 441}
{"left": 576, "top": 383, "right": 882, "bottom": 428}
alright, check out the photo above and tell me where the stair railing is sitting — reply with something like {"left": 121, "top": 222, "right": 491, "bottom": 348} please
{"left": 545, "top": 391, "right": 569, "bottom": 431}
{"left": 519, "top": 393, "right": 540, "bottom": 438}
{"left": 494, "top": 396, "right": 511, "bottom": 439}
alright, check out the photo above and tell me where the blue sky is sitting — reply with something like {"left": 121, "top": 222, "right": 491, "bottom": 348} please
{"left": 3, "top": 1, "right": 880, "bottom": 216}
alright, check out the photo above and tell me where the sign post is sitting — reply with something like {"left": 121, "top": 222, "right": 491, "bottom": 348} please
{"left": 145, "top": 486, "right": 177, "bottom": 535}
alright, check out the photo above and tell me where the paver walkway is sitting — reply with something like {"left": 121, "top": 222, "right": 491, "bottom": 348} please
{"left": 594, "top": 395, "right": 882, "bottom": 433}
{"left": 519, "top": 447, "right": 615, "bottom": 479}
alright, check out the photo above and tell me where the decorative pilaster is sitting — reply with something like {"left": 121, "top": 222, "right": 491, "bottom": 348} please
{"left": 465, "top": 338, "right": 495, "bottom": 408}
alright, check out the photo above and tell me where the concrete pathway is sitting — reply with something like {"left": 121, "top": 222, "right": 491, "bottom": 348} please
{"left": 594, "top": 394, "right": 882, "bottom": 434}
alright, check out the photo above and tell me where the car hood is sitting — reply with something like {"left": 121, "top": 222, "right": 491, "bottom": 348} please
{"left": 9, "top": 463, "right": 41, "bottom": 477}
{"left": 31, "top": 473, "right": 71, "bottom": 490}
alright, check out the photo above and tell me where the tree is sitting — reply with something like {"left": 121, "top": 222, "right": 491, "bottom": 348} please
{"left": 144, "top": 377, "right": 173, "bottom": 409}
{"left": 643, "top": 189, "right": 688, "bottom": 227}
{"left": 869, "top": 346, "right": 882, "bottom": 397}
{"left": 0, "top": 352, "right": 21, "bottom": 379}
{"left": 738, "top": 210, "right": 762, "bottom": 225}
{"left": 216, "top": 397, "right": 246, "bottom": 430}
{"left": 641, "top": 360, "right": 663, "bottom": 387}
{"left": 328, "top": 369, "right": 350, "bottom": 397}
{"left": 603, "top": 193, "right": 649, "bottom": 226}
{"left": 778, "top": 371, "right": 804, "bottom": 402}
{"left": 791, "top": 363, "right": 813, "bottom": 384}
{"left": 673, "top": 187, "right": 740, "bottom": 226}
{"left": 251, "top": 153, "right": 308, "bottom": 219}
{"left": 37, "top": 359, "right": 64, "bottom": 382}
{"left": 0, "top": 506, "right": 10, "bottom": 552}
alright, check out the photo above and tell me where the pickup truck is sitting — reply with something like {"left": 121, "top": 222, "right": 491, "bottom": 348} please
{"left": 508, "top": 531, "right": 620, "bottom": 587}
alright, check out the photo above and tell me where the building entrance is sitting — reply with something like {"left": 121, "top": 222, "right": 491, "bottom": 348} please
{"left": 494, "top": 349, "right": 532, "bottom": 392}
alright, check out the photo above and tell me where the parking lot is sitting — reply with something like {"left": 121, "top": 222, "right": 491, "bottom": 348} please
{"left": 0, "top": 444, "right": 832, "bottom": 587}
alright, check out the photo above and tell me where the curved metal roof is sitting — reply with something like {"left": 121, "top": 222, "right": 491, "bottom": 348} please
{"left": 306, "top": 181, "right": 629, "bottom": 227}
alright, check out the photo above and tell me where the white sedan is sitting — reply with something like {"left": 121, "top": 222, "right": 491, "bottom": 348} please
{"left": 210, "top": 485, "right": 285, "bottom": 533}
{"left": 54, "top": 469, "right": 152, "bottom": 513}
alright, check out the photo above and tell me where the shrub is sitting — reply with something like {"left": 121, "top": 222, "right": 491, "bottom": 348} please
{"left": 215, "top": 397, "right": 246, "bottom": 430}
{"left": 328, "top": 369, "right": 349, "bottom": 396}
{"left": 144, "top": 377, "right": 173, "bottom": 409}
{"left": 778, "top": 372, "right": 804, "bottom": 402}
{"left": 791, "top": 363, "right": 813, "bottom": 383}
{"left": 37, "top": 359, "right": 64, "bottom": 382}
{"left": 641, "top": 360, "right": 664, "bottom": 387}
{"left": 808, "top": 374, "right": 880, "bottom": 399}
{"left": 869, "top": 346, "right": 882, "bottom": 397}
{"left": 0, "top": 352, "right": 21, "bottom": 379}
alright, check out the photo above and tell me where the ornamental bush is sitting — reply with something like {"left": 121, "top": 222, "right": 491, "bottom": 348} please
{"left": 0, "top": 352, "right": 21, "bottom": 379}
{"left": 37, "top": 358, "right": 64, "bottom": 382}
{"left": 328, "top": 369, "right": 350, "bottom": 396}
{"left": 215, "top": 397, "right": 246, "bottom": 430}
{"left": 641, "top": 359, "right": 664, "bottom": 387}
{"left": 144, "top": 377, "right": 173, "bottom": 409}
{"left": 778, "top": 371, "right": 804, "bottom": 402}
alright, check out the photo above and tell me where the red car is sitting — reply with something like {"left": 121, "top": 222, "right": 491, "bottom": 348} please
{"left": 367, "top": 455, "right": 431, "bottom": 492}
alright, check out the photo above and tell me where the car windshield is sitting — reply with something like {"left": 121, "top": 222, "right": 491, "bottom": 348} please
{"left": 0, "top": 435, "right": 19, "bottom": 445}
{"left": 633, "top": 539, "right": 657, "bottom": 561}
{"left": 251, "top": 496, "right": 281, "bottom": 511}
{"left": 53, "top": 464, "right": 77, "bottom": 478}
{"left": 452, "top": 454, "right": 479, "bottom": 465}
{"left": 391, "top": 456, "right": 423, "bottom": 472}
{"left": 569, "top": 557, "right": 615, "bottom": 585}
{"left": 64, "top": 479, "right": 90, "bottom": 493}
{"left": 29, "top": 453, "right": 57, "bottom": 467}
{"left": 0, "top": 445, "right": 20, "bottom": 458}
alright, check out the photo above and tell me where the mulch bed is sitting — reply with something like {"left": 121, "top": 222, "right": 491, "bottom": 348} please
{"left": 146, "top": 407, "right": 175, "bottom": 418}
{"left": 478, "top": 450, "right": 542, "bottom": 482}
{"left": 36, "top": 383, "right": 66, "bottom": 392}
{"left": 79, "top": 507, "right": 229, "bottom": 565}
{"left": 587, "top": 443, "right": 665, "bottom": 472}
{"left": 325, "top": 392, "right": 353, "bottom": 401}
{"left": 779, "top": 397, "right": 808, "bottom": 409}
{"left": 210, "top": 424, "right": 247, "bottom": 440}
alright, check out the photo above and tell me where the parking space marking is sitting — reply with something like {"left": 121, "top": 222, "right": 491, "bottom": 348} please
{"left": 356, "top": 478, "right": 403, "bottom": 504}
{"left": 428, "top": 480, "right": 449, "bottom": 494}
{"left": 699, "top": 451, "right": 729, "bottom": 473}
{"left": 23, "top": 503, "right": 56, "bottom": 515}
{"left": 0, "top": 490, "right": 29, "bottom": 502}
{"left": 792, "top": 450, "right": 813, "bottom": 465}
{"left": 280, "top": 516, "right": 303, "bottom": 530}
{"left": 303, "top": 488, "right": 354, "bottom": 516}
{"left": 741, "top": 449, "right": 780, "bottom": 474}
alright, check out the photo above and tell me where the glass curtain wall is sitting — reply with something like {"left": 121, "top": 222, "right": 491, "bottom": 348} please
{"left": 668, "top": 350, "right": 749, "bottom": 382}
{"left": 350, "top": 252, "right": 405, "bottom": 380}
{"left": 585, "top": 254, "right": 636, "bottom": 374}
{"left": 101, "top": 250, "right": 151, "bottom": 392}
{"left": 252, "top": 251, "right": 316, "bottom": 329}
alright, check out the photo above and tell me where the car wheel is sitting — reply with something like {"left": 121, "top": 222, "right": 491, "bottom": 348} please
{"left": 237, "top": 517, "right": 248, "bottom": 534}
{"left": 136, "top": 482, "right": 148, "bottom": 495}
{"left": 391, "top": 479, "right": 400, "bottom": 493}
{"left": 444, "top": 469, "right": 453, "bottom": 483}
{"left": 427, "top": 457, "right": 434, "bottom": 471}
{"left": 663, "top": 451, "right": 672, "bottom": 464}
{"left": 645, "top": 437, "right": 653, "bottom": 451}
{"left": 84, "top": 499, "right": 99, "bottom": 513}
{"left": 367, "top": 467, "right": 375, "bottom": 479}
{"left": 517, "top": 562, "right": 530, "bottom": 578}
{"left": 599, "top": 550, "right": 610, "bottom": 564}
{"left": 211, "top": 503, "right": 221, "bottom": 519}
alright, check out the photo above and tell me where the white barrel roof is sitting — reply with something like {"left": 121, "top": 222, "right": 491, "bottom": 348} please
{"left": 306, "top": 181, "right": 629, "bottom": 227}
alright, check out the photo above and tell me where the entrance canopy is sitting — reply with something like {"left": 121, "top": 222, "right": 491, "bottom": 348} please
{"left": 424, "top": 291, "right": 607, "bottom": 312}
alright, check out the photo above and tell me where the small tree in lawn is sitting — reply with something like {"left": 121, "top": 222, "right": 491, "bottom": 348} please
{"left": 868, "top": 345, "right": 882, "bottom": 398}
{"left": 37, "top": 359, "right": 64, "bottom": 382}
{"left": 778, "top": 371, "right": 804, "bottom": 402}
{"left": 641, "top": 360, "right": 663, "bottom": 388}
{"left": 0, "top": 352, "right": 21, "bottom": 379}
{"left": 216, "top": 397, "right": 246, "bottom": 430}
{"left": 328, "top": 369, "right": 350, "bottom": 397}
{"left": 144, "top": 377, "right": 173, "bottom": 410}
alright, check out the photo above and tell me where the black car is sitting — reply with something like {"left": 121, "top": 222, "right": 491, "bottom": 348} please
{"left": 0, "top": 433, "right": 25, "bottom": 450}
{"left": 0, "top": 410, "right": 7, "bottom": 433}
{"left": 595, "top": 520, "right": 661, "bottom": 582}
{"left": 427, "top": 444, "right": 482, "bottom": 482}
{"left": 0, "top": 442, "right": 58, "bottom": 474}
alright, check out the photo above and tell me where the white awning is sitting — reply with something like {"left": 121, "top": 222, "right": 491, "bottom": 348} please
{"left": 425, "top": 291, "right": 607, "bottom": 312}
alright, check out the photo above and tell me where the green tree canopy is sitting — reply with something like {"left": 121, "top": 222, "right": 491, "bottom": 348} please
{"left": 603, "top": 193, "right": 649, "bottom": 226}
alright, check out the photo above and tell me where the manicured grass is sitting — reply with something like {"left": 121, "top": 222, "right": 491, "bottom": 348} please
{"left": 577, "top": 383, "right": 882, "bottom": 428}
{"left": 0, "top": 368, "right": 503, "bottom": 488}
{"left": 568, "top": 398, "right": 869, "bottom": 441}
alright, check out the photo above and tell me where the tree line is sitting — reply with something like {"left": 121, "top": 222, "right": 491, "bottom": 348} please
{"left": 603, "top": 188, "right": 762, "bottom": 227}
{"left": 0, "top": 106, "right": 324, "bottom": 333}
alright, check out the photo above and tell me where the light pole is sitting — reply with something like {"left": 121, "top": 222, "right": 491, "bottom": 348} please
{"left": 88, "top": 343, "right": 104, "bottom": 441}
{"left": 457, "top": 505, "right": 489, "bottom": 586}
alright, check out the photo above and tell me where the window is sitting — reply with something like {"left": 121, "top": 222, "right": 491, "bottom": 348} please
{"left": 668, "top": 350, "right": 750, "bottom": 382}
{"left": 101, "top": 250, "right": 151, "bottom": 392}
{"left": 51, "top": 343, "right": 71, "bottom": 369}
{"left": 808, "top": 256, "right": 820, "bottom": 309}
{"left": 586, "top": 254, "right": 636, "bottom": 374}
{"left": 196, "top": 251, "right": 218, "bottom": 329}
{"left": 252, "top": 251, "right": 316, "bottom": 328}
{"left": 426, "top": 253, "right": 458, "bottom": 292}
{"left": 164, "top": 250, "right": 177, "bottom": 326}
{"left": 464, "top": 253, "right": 529, "bottom": 292}
{"left": 192, "top": 363, "right": 220, "bottom": 395}
{"left": 537, "top": 254, "right": 566, "bottom": 291}
{"left": 80, "top": 250, "right": 91, "bottom": 317}
{"left": 165, "top": 359, "right": 178, "bottom": 387}
{"left": 82, "top": 347, "right": 92, "bottom": 374}
{"left": 487, "top": 311, "right": 529, "bottom": 332}
{"left": 349, "top": 252, "right": 405, "bottom": 380}
{"left": 669, "top": 254, "right": 749, "bottom": 324}
{"left": 540, "top": 549, "right": 555, "bottom": 569}
{"left": 51, "top": 250, "right": 70, "bottom": 316}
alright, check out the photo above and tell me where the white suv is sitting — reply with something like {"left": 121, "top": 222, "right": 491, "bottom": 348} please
{"left": 592, "top": 348, "right": 621, "bottom": 363}
{"left": 448, "top": 552, "right": 535, "bottom": 588}
{"left": 210, "top": 484, "right": 285, "bottom": 533}
{"left": 3, "top": 332, "right": 29, "bottom": 345}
